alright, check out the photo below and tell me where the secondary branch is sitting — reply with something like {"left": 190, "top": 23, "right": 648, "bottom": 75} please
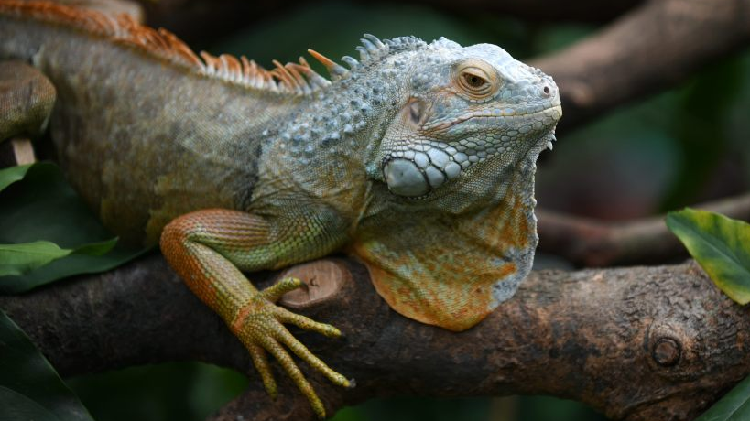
{"left": 533, "top": 0, "right": 750, "bottom": 132}
{"left": 537, "top": 191, "right": 750, "bottom": 266}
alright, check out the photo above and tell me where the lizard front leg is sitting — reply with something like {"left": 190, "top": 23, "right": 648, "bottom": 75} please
{"left": 160, "top": 208, "right": 351, "bottom": 418}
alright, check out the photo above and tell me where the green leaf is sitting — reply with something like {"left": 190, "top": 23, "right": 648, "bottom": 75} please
{"left": 0, "top": 163, "right": 149, "bottom": 294}
{"left": 667, "top": 208, "right": 750, "bottom": 304}
{"left": 0, "top": 164, "right": 32, "bottom": 192}
{"left": 694, "top": 375, "right": 750, "bottom": 421}
{"left": 0, "top": 241, "right": 72, "bottom": 276}
{"left": 71, "top": 238, "right": 118, "bottom": 257}
{"left": 0, "top": 238, "right": 119, "bottom": 277}
{"left": 0, "top": 308, "right": 95, "bottom": 421}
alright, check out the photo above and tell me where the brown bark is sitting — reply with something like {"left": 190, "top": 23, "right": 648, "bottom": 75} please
{"left": 537, "top": 192, "right": 750, "bottom": 266}
{"left": 533, "top": 0, "right": 750, "bottom": 132}
{"left": 2, "top": 254, "right": 749, "bottom": 421}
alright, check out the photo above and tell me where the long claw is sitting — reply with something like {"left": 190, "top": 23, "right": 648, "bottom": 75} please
{"left": 260, "top": 335, "right": 327, "bottom": 418}
{"left": 275, "top": 327, "right": 351, "bottom": 388}
{"left": 232, "top": 276, "right": 349, "bottom": 417}
{"left": 248, "top": 344, "right": 277, "bottom": 398}
{"left": 262, "top": 276, "right": 303, "bottom": 302}
{"left": 276, "top": 307, "right": 342, "bottom": 338}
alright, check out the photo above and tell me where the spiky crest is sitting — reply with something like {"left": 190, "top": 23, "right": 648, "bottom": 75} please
{"left": 1, "top": 1, "right": 432, "bottom": 94}
{"left": 306, "top": 35, "right": 427, "bottom": 81}
{"left": 0, "top": 0, "right": 331, "bottom": 95}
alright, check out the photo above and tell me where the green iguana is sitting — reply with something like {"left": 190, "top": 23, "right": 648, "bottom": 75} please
{"left": 0, "top": 1, "right": 561, "bottom": 417}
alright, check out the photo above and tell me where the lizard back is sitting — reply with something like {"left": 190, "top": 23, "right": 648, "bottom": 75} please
{"left": 0, "top": 1, "right": 320, "bottom": 245}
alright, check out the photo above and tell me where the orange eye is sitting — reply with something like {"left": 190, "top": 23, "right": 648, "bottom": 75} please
{"left": 454, "top": 59, "right": 498, "bottom": 99}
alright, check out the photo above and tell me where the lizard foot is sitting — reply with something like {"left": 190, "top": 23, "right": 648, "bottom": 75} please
{"left": 232, "top": 276, "right": 351, "bottom": 418}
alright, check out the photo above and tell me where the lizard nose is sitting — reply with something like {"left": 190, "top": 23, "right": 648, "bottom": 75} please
{"left": 542, "top": 84, "right": 552, "bottom": 98}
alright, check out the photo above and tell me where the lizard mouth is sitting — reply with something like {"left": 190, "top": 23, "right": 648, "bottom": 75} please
{"left": 420, "top": 103, "right": 562, "bottom": 132}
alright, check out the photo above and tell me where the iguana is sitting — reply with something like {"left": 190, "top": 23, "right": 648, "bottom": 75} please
{"left": 0, "top": 1, "right": 561, "bottom": 417}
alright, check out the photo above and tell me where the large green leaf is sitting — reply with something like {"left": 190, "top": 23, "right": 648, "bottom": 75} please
{"left": 0, "top": 164, "right": 32, "bottom": 192}
{"left": 0, "top": 238, "right": 118, "bottom": 277}
{"left": 0, "top": 241, "right": 72, "bottom": 276}
{"left": 695, "top": 375, "right": 750, "bottom": 421}
{"left": 667, "top": 208, "right": 750, "bottom": 304}
{"left": 0, "top": 308, "right": 95, "bottom": 421}
{"left": 0, "top": 163, "right": 148, "bottom": 294}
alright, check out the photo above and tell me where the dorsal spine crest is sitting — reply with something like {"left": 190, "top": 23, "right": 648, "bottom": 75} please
{"left": 0, "top": 1, "right": 330, "bottom": 95}
{"left": 1, "top": 2, "right": 429, "bottom": 96}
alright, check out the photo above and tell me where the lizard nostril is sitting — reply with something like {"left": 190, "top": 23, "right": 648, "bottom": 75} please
{"left": 543, "top": 85, "right": 550, "bottom": 96}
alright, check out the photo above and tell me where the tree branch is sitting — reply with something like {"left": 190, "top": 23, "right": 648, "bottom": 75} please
{"left": 537, "top": 191, "right": 750, "bottom": 266}
{"left": 532, "top": 0, "right": 750, "bottom": 133}
{"left": 2, "top": 254, "right": 749, "bottom": 421}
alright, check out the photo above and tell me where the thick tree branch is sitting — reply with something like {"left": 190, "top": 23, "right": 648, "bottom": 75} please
{"left": 2, "top": 254, "right": 749, "bottom": 421}
{"left": 532, "top": 0, "right": 750, "bottom": 132}
{"left": 537, "top": 191, "right": 750, "bottom": 266}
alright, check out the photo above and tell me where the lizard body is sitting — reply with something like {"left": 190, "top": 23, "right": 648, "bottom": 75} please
{"left": 0, "top": 1, "right": 561, "bottom": 417}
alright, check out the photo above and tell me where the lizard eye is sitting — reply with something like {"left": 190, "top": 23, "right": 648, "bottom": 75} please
{"left": 462, "top": 72, "right": 486, "bottom": 89}
{"left": 454, "top": 59, "right": 499, "bottom": 100}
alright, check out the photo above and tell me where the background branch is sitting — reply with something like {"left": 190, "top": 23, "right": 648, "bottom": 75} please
{"left": 2, "top": 255, "right": 749, "bottom": 421}
{"left": 537, "top": 192, "right": 750, "bottom": 266}
{"left": 532, "top": 0, "right": 750, "bottom": 133}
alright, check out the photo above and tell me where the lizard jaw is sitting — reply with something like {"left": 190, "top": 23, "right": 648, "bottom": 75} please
{"left": 382, "top": 105, "right": 561, "bottom": 199}
{"left": 382, "top": 145, "right": 465, "bottom": 198}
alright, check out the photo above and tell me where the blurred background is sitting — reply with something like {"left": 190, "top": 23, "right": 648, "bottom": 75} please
{"left": 61, "top": 0, "right": 749, "bottom": 420}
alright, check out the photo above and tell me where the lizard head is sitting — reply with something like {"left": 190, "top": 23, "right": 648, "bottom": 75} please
{"left": 363, "top": 37, "right": 561, "bottom": 211}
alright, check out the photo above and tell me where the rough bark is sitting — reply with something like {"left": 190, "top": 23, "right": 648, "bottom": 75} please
{"left": 2, "top": 254, "right": 749, "bottom": 421}
{"left": 533, "top": 0, "right": 750, "bottom": 132}
{"left": 537, "top": 192, "right": 750, "bottom": 266}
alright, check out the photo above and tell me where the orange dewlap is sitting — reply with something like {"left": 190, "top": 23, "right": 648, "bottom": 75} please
{"left": 351, "top": 192, "right": 532, "bottom": 331}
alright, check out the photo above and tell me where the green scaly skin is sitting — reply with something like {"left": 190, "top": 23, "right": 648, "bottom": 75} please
{"left": 0, "top": 1, "right": 561, "bottom": 417}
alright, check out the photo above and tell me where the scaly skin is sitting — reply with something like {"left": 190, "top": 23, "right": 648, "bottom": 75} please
{"left": 0, "top": 1, "right": 561, "bottom": 417}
